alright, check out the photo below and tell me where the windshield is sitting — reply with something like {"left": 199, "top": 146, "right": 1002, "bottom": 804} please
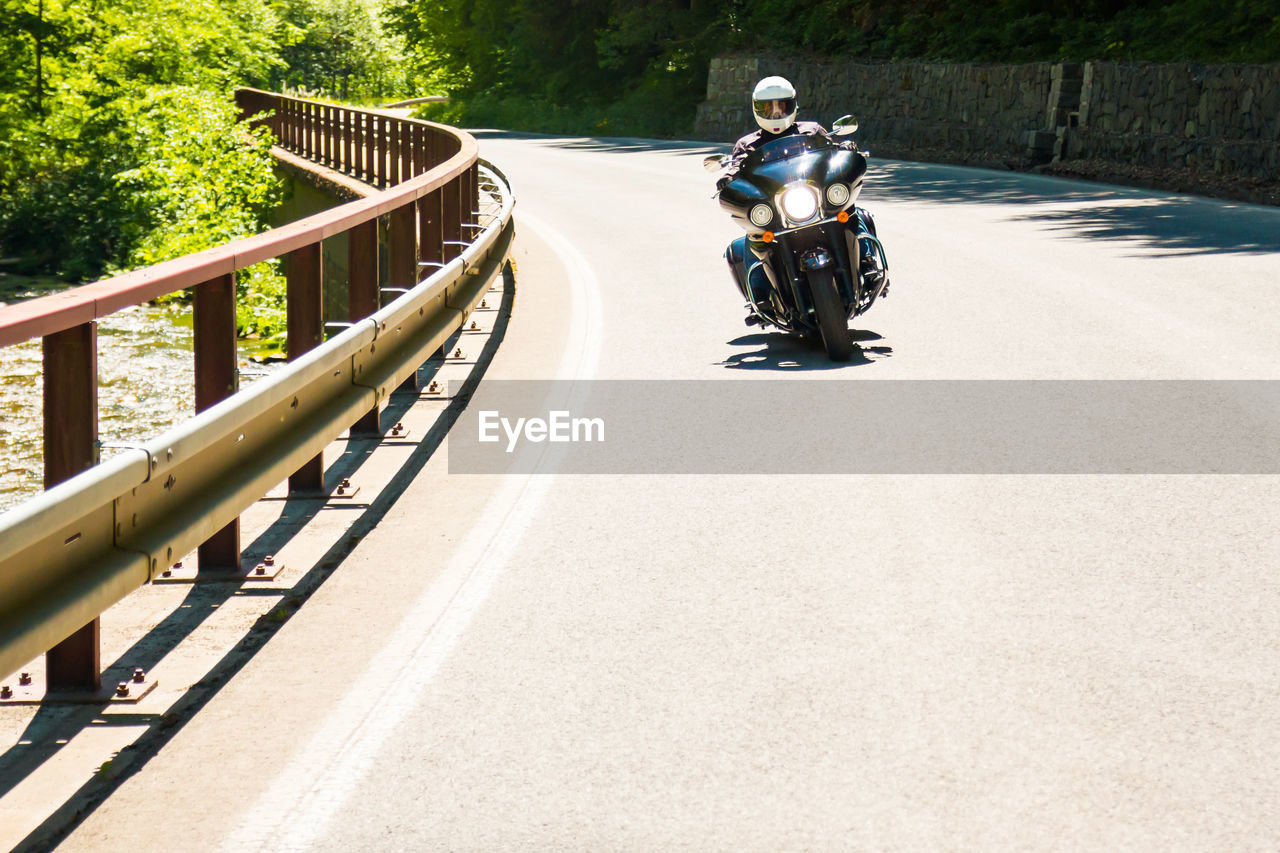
{"left": 753, "top": 133, "right": 833, "bottom": 165}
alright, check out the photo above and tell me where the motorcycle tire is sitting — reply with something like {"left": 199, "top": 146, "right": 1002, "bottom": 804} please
{"left": 808, "top": 268, "right": 854, "bottom": 361}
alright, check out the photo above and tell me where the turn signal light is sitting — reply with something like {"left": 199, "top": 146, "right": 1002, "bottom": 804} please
{"left": 762, "top": 232, "right": 775, "bottom": 243}
{"left": 836, "top": 211, "right": 850, "bottom": 223}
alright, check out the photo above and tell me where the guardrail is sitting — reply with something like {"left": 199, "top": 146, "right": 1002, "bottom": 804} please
{"left": 0, "top": 89, "right": 515, "bottom": 696}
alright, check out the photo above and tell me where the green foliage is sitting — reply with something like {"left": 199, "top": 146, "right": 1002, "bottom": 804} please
{"left": 0, "top": 0, "right": 413, "bottom": 338}
{"left": 273, "top": 0, "right": 410, "bottom": 100}
{"left": 719, "top": 0, "right": 1280, "bottom": 62}
{"left": 0, "top": 0, "right": 289, "bottom": 282}
{"left": 113, "top": 88, "right": 281, "bottom": 270}
{"left": 393, "top": 0, "right": 721, "bottom": 137}
{"left": 234, "top": 261, "right": 288, "bottom": 341}
{"left": 391, "top": 0, "right": 1280, "bottom": 140}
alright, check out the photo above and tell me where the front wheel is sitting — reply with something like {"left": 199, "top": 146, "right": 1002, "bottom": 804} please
{"left": 808, "top": 268, "right": 854, "bottom": 361}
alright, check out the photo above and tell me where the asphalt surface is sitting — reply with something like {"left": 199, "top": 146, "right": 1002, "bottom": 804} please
{"left": 56, "top": 133, "right": 1280, "bottom": 850}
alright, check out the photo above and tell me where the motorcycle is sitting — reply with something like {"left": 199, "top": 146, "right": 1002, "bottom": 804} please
{"left": 705, "top": 115, "right": 890, "bottom": 361}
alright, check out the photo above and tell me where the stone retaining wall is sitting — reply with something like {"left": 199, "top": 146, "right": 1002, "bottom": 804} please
{"left": 697, "top": 56, "right": 1053, "bottom": 165}
{"left": 1069, "top": 62, "right": 1280, "bottom": 178}
{"left": 696, "top": 56, "right": 1280, "bottom": 196}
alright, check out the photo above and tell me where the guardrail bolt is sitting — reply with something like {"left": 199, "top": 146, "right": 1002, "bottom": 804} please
{"left": 452, "top": 347, "right": 464, "bottom": 359}
{"left": 161, "top": 568, "right": 172, "bottom": 578}
{"left": 479, "top": 299, "right": 488, "bottom": 309}
{"left": 469, "top": 320, "right": 478, "bottom": 331}
{"left": 19, "top": 673, "right": 32, "bottom": 685}
{"left": 1, "top": 686, "right": 11, "bottom": 699}
{"left": 264, "top": 555, "right": 275, "bottom": 567}
{"left": 115, "top": 683, "right": 130, "bottom": 698}
{"left": 132, "top": 668, "right": 146, "bottom": 683}
{"left": 255, "top": 564, "right": 267, "bottom": 576}
{"left": 391, "top": 422, "right": 404, "bottom": 436}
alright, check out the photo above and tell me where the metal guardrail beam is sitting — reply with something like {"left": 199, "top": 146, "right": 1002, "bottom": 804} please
{"left": 0, "top": 164, "right": 513, "bottom": 684}
{"left": 0, "top": 90, "right": 516, "bottom": 689}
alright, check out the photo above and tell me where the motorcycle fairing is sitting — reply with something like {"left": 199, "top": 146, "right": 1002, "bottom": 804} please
{"left": 719, "top": 137, "right": 868, "bottom": 235}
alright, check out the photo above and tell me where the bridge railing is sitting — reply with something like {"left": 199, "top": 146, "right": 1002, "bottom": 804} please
{"left": 0, "top": 89, "right": 515, "bottom": 698}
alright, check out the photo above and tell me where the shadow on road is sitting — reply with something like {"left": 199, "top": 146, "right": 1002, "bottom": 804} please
{"left": 868, "top": 160, "right": 1280, "bottom": 257}
{"left": 2, "top": 276, "right": 519, "bottom": 853}
{"left": 1015, "top": 202, "right": 1280, "bottom": 257}
{"left": 718, "top": 329, "right": 892, "bottom": 371}
{"left": 469, "top": 129, "right": 726, "bottom": 158}
{"left": 868, "top": 160, "right": 1119, "bottom": 206}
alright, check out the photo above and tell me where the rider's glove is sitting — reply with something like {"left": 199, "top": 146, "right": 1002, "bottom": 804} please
{"left": 715, "top": 175, "right": 731, "bottom": 192}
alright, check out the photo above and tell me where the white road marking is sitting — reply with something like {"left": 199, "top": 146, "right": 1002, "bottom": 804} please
{"left": 221, "top": 212, "right": 602, "bottom": 852}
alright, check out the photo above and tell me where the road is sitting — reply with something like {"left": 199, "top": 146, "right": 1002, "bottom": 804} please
{"left": 56, "top": 133, "right": 1280, "bottom": 850}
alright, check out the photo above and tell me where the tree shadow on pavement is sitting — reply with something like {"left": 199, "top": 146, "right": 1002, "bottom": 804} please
{"left": 469, "top": 129, "right": 727, "bottom": 158}
{"left": 867, "top": 160, "right": 1122, "bottom": 206}
{"left": 717, "top": 329, "right": 892, "bottom": 371}
{"left": 867, "top": 160, "right": 1280, "bottom": 257}
{"left": 1014, "top": 201, "right": 1280, "bottom": 257}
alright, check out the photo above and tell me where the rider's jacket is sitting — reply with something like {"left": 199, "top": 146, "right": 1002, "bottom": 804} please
{"left": 721, "top": 121, "right": 835, "bottom": 184}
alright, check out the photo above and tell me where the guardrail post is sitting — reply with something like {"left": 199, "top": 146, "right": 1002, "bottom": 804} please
{"left": 319, "top": 105, "right": 328, "bottom": 167}
{"left": 286, "top": 243, "right": 325, "bottom": 493}
{"left": 194, "top": 273, "right": 241, "bottom": 572}
{"left": 389, "top": 203, "right": 416, "bottom": 291}
{"left": 373, "top": 115, "right": 386, "bottom": 187}
{"left": 389, "top": 119, "right": 403, "bottom": 186}
{"left": 419, "top": 188, "right": 443, "bottom": 269}
{"left": 347, "top": 109, "right": 357, "bottom": 178}
{"left": 338, "top": 107, "right": 348, "bottom": 173}
{"left": 389, "top": 202, "right": 420, "bottom": 393}
{"left": 349, "top": 220, "right": 380, "bottom": 435}
{"left": 363, "top": 112, "right": 376, "bottom": 185}
{"left": 409, "top": 123, "right": 423, "bottom": 177}
{"left": 442, "top": 174, "right": 462, "bottom": 261}
{"left": 468, "top": 163, "right": 479, "bottom": 224}
{"left": 296, "top": 100, "right": 304, "bottom": 153}
{"left": 333, "top": 107, "right": 340, "bottom": 168}
{"left": 328, "top": 106, "right": 338, "bottom": 168}
{"left": 42, "top": 322, "right": 100, "bottom": 694}
{"left": 304, "top": 102, "right": 314, "bottom": 158}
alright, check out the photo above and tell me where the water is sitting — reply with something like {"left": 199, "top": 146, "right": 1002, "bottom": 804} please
{"left": 0, "top": 301, "right": 276, "bottom": 513}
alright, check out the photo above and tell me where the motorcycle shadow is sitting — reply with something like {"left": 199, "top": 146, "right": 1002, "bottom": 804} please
{"left": 718, "top": 329, "right": 893, "bottom": 371}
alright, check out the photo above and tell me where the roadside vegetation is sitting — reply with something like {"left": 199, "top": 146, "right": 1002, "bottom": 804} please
{"left": 394, "top": 0, "right": 1280, "bottom": 137}
{"left": 0, "top": 0, "right": 408, "bottom": 337}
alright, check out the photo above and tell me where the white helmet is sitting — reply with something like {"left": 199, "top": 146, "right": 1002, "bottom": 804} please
{"left": 752, "top": 76, "right": 797, "bottom": 135}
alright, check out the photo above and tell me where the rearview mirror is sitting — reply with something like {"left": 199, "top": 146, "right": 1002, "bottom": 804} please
{"left": 702, "top": 154, "right": 727, "bottom": 172}
{"left": 832, "top": 115, "right": 859, "bottom": 136}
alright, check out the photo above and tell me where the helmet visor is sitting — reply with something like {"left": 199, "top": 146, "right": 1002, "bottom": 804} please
{"left": 752, "top": 97, "right": 796, "bottom": 122}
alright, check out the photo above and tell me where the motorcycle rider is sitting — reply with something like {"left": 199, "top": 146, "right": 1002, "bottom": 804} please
{"left": 717, "top": 76, "right": 832, "bottom": 189}
{"left": 719, "top": 76, "right": 886, "bottom": 322}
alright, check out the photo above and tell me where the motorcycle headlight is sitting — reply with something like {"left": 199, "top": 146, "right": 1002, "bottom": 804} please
{"left": 826, "top": 183, "right": 850, "bottom": 207}
{"left": 780, "top": 185, "right": 819, "bottom": 223}
{"left": 749, "top": 204, "right": 773, "bottom": 228}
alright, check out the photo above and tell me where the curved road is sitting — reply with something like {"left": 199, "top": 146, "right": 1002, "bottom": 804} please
{"left": 59, "top": 134, "right": 1280, "bottom": 850}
